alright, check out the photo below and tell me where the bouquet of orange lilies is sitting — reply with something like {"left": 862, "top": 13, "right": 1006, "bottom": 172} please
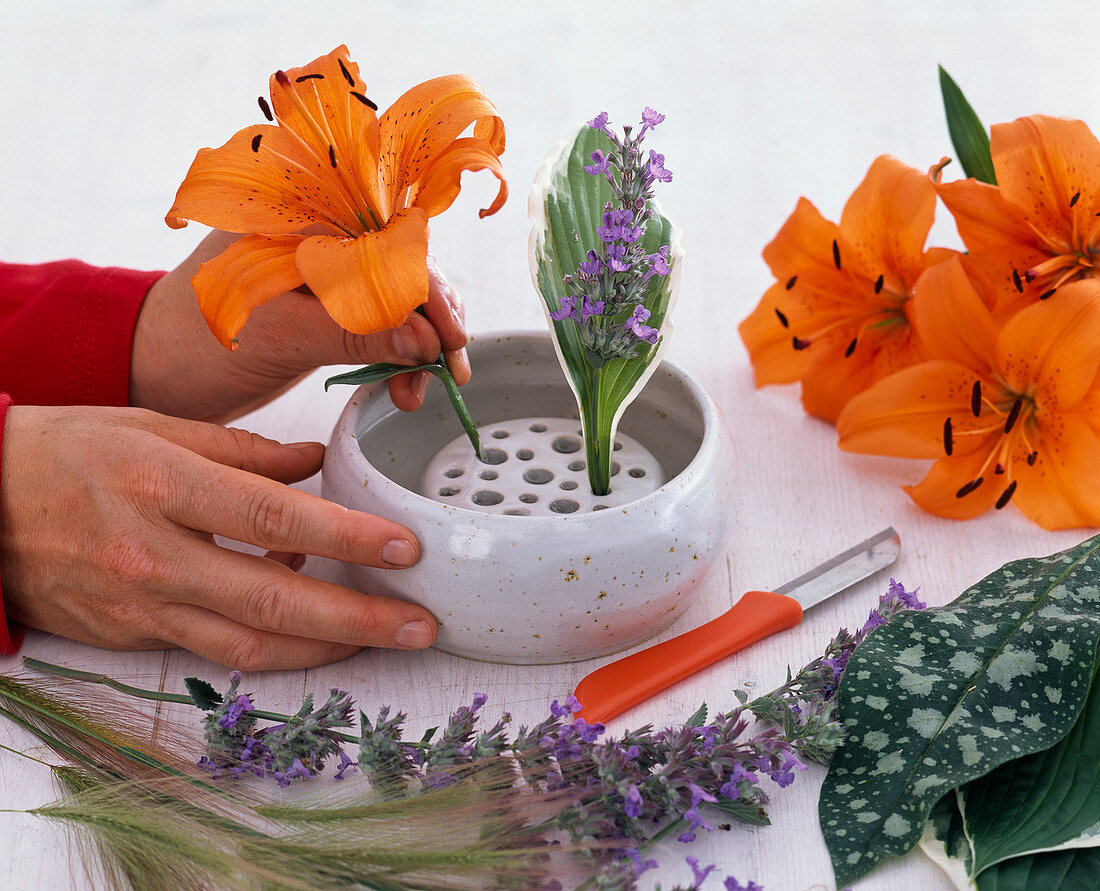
{"left": 739, "top": 69, "right": 1100, "bottom": 530}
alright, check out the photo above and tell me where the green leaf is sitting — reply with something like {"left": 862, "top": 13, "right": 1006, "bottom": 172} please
{"left": 685, "top": 703, "right": 709, "bottom": 728}
{"left": 976, "top": 847, "right": 1100, "bottom": 891}
{"left": 821, "top": 533, "right": 1100, "bottom": 886}
{"left": 712, "top": 797, "right": 771, "bottom": 827}
{"left": 956, "top": 651, "right": 1100, "bottom": 877}
{"left": 324, "top": 362, "right": 443, "bottom": 390}
{"left": 939, "top": 66, "right": 997, "bottom": 184}
{"left": 183, "top": 677, "right": 222, "bottom": 711}
{"left": 529, "top": 124, "right": 682, "bottom": 494}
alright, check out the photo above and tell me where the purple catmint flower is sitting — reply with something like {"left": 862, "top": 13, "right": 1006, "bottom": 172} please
{"left": 550, "top": 294, "right": 578, "bottom": 321}
{"left": 768, "top": 754, "right": 806, "bottom": 789}
{"left": 550, "top": 695, "right": 583, "bottom": 718}
{"left": 686, "top": 856, "right": 717, "bottom": 886}
{"left": 588, "top": 111, "right": 610, "bottom": 134}
{"left": 640, "top": 107, "right": 665, "bottom": 130}
{"left": 625, "top": 847, "right": 659, "bottom": 877}
{"left": 624, "top": 784, "right": 644, "bottom": 818}
{"left": 596, "top": 208, "right": 633, "bottom": 243}
{"left": 646, "top": 149, "right": 674, "bottom": 184}
{"left": 580, "top": 295, "right": 605, "bottom": 322}
{"left": 861, "top": 610, "right": 887, "bottom": 634}
{"left": 584, "top": 150, "right": 611, "bottom": 176}
{"left": 218, "top": 694, "right": 254, "bottom": 730}
{"left": 888, "top": 578, "right": 926, "bottom": 610}
{"left": 725, "top": 879, "right": 765, "bottom": 891}
{"left": 720, "top": 762, "right": 758, "bottom": 799}
{"left": 625, "top": 305, "right": 660, "bottom": 344}
{"left": 578, "top": 250, "right": 603, "bottom": 275}
{"left": 606, "top": 244, "right": 632, "bottom": 273}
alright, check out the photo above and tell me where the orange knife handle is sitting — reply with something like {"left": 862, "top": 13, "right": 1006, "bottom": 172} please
{"left": 573, "top": 591, "right": 803, "bottom": 725}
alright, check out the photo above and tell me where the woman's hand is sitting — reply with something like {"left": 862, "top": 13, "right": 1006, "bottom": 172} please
{"left": 0, "top": 404, "right": 438, "bottom": 669}
{"left": 130, "top": 230, "right": 471, "bottom": 423}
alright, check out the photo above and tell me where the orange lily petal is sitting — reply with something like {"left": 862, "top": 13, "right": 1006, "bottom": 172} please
{"left": 165, "top": 124, "right": 362, "bottom": 235}
{"left": 761, "top": 197, "right": 839, "bottom": 283}
{"left": 908, "top": 256, "right": 999, "bottom": 371}
{"left": 414, "top": 136, "right": 508, "bottom": 219}
{"left": 903, "top": 448, "right": 1005, "bottom": 519}
{"left": 836, "top": 360, "right": 989, "bottom": 459}
{"left": 268, "top": 46, "right": 385, "bottom": 227}
{"left": 294, "top": 207, "right": 429, "bottom": 334}
{"left": 737, "top": 282, "right": 817, "bottom": 386}
{"left": 379, "top": 74, "right": 505, "bottom": 214}
{"left": 996, "top": 281, "right": 1100, "bottom": 409}
{"left": 991, "top": 115, "right": 1100, "bottom": 245}
{"left": 838, "top": 155, "right": 937, "bottom": 286}
{"left": 801, "top": 318, "right": 924, "bottom": 424}
{"left": 1011, "top": 410, "right": 1100, "bottom": 529}
{"left": 190, "top": 234, "right": 305, "bottom": 349}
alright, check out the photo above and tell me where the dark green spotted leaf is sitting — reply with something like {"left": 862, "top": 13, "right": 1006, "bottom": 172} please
{"left": 939, "top": 66, "right": 997, "bottom": 185}
{"left": 821, "top": 533, "right": 1100, "bottom": 886}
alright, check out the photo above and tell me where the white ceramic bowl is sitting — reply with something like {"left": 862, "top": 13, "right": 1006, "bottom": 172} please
{"left": 322, "top": 331, "right": 736, "bottom": 664}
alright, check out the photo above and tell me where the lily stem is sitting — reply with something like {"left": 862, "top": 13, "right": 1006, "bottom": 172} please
{"left": 431, "top": 356, "right": 485, "bottom": 463}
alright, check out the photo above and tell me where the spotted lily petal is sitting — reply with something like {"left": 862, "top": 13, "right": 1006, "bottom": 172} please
{"left": 295, "top": 207, "right": 429, "bottom": 334}
{"left": 1011, "top": 410, "right": 1100, "bottom": 529}
{"left": 165, "top": 124, "right": 361, "bottom": 235}
{"left": 414, "top": 136, "right": 508, "bottom": 219}
{"left": 379, "top": 74, "right": 506, "bottom": 216}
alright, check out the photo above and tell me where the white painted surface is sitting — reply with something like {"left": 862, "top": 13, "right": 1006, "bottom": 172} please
{"left": 1, "top": 2, "right": 1096, "bottom": 888}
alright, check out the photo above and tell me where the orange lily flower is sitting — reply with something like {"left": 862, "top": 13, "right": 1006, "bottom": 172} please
{"left": 836, "top": 256, "right": 1100, "bottom": 529}
{"left": 933, "top": 114, "right": 1100, "bottom": 318}
{"left": 738, "top": 155, "right": 956, "bottom": 423}
{"left": 165, "top": 45, "right": 507, "bottom": 348}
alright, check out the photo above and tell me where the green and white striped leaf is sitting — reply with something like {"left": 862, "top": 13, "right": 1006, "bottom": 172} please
{"left": 528, "top": 123, "right": 682, "bottom": 493}
{"left": 821, "top": 533, "right": 1100, "bottom": 887}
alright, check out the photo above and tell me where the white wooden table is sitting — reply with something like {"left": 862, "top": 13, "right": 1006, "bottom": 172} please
{"left": 1, "top": 2, "right": 1096, "bottom": 887}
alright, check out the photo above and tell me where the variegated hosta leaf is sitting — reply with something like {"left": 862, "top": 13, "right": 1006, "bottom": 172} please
{"left": 920, "top": 653, "right": 1100, "bottom": 889}
{"left": 821, "top": 533, "right": 1100, "bottom": 887}
{"left": 528, "top": 123, "right": 682, "bottom": 493}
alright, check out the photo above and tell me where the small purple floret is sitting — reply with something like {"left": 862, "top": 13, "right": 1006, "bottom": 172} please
{"left": 584, "top": 149, "right": 611, "bottom": 176}
{"left": 550, "top": 294, "right": 578, "bottom": 321}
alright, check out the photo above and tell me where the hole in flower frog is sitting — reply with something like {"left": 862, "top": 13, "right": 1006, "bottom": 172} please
{"left": 560, "top": 480, "right": 578, "bottom": 491}
{"left": 611, "top": 462, "right": 621, "bottom": 476}
{"left": 480, "top": 448, "right": 508, "bottom": 465}
{"left": 528, "top": 423, "right": 547, "bottom": 433}
{"left": 553, "top": 436, "right": 582, "bottom": 454}
{"left": 593, "top": 504, "right": 609, "bottom": 511}
{"left": 614, "top": 441, "right": 623, "bottom": 451}
{"left": 524, "top": 468, "right": 554, "bottom": 485}
{"left": 438, "top": 486, "right": 461, "bottom": 497}
{"left": 551, "top": 499, "right": 580, "bottom": 514}
{"left": 628, "top": 468, "right": 646, "bottom": 478}
{"left": 492, "top": 430, "right": 509, "bottom": 439}
{"left": 519, "top": 493, "right": 539, "bottom": 504}
{"left": 472, "top": 490, "right": 504, "bottom": 506}
{"left": 516, "top": 448, "right": 534, "bottom": 460}
{"left": 504, "top": 508, "right": 530, "bottom": 516}
{"left": 479, "top": 470, "right": 499, "bottom": 481}
{"left": 568, "top": 460, "right": 586, "bottom": 471}
{"left": 443, "top": 467, "right": 464, "bottom": 479}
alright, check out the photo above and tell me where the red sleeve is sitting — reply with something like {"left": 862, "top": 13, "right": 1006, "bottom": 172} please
{"left": 0, "top": 260, "right": 165, "bottom": 653}
{"left": 0, "top": 260, "right": 164, "bottom": 406}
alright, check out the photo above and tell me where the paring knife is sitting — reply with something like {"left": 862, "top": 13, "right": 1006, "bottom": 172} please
{"left": 573, "top": 527, "right": 901, "bottom": 724}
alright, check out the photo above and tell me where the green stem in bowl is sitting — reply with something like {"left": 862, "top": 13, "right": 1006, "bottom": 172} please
{"left": 325, "top": 356, "right": 485, "bottom": 462}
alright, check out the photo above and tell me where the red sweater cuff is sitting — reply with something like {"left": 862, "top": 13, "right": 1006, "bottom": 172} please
{"left": 0, "top": 260, "right": 164, "bottom": 406}
{"left": 0, "top": 393, "right": 25, "bottom": 654}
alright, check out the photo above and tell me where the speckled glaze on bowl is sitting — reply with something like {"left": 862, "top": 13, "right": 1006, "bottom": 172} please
{"left": 321, "top": 331, "right": 736, "bottom": 664}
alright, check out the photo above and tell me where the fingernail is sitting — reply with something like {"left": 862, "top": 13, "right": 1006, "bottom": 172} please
{"left": 449, "top": 301, "right": 466, "bottom": 331}
{"left": 394, "top": 620, "right": 435, "bottom": 648}
{"left": 381, "top": 538, "right": 417, "bottom": 567}
{"left": 411, "top": 370, "right": 431, "bottom": 403}
{"left": 290, "top": 554, "right": 307, "bottom": 572}
{"left": 391, "top": 325, "right": 423, "bottom": 362}
{"left": 285, "top": 441, "right": 323, "bottom": 452}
